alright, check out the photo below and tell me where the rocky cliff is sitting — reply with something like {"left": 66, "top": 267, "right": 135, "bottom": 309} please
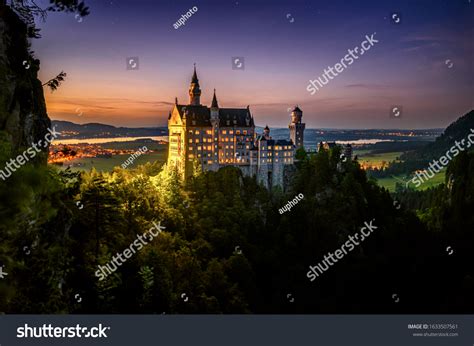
{"left": 0, "top": 3, "right": 50, "bottom": 161}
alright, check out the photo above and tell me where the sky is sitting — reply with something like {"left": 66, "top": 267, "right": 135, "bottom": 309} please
{"left": 31, "top": 0, "right": 473, "bottom": 129}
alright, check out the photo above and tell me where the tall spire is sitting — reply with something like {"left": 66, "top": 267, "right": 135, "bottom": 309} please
{"left": 211, "top": 89, "right": 219, "bottom": 108}
{"left": 189, "top": 63, "right": 201, "bottom": 105}
{"left": 192, "top": 63, "right": 198, "bottom": 83}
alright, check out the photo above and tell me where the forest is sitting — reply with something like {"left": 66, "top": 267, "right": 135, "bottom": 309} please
{"left": 1, "top": 141, "right": 473, "bottom": 313}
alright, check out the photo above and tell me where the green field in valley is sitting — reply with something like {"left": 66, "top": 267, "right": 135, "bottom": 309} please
{"left": 356, "top": 150, "right": 446, "bottom": 192}
{"left": 51, "top": 139, "right": 168, "bottom": 173}
{"left": 375, "top": 169, "right": 446, "bottom": 192}
{"left": 355, "top": 151, "right": 403, "bottom": 168}
{"left": 55, "top": 151, "right": 167, "bottom": 173}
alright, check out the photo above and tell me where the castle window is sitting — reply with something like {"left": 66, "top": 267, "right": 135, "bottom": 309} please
{"left": 188, "top": 154, "right": 194, "bottom": 159}
{"left": 195, "top": 139, "right": 199, "bottom": 143}
{"left": 243, "top": 130, "right": 247, "bottom": 135}
{"left": 195, "top": 130, "right": 200, "bottom": 135}
{"left": 236, "top": 130, "right": 241, "bottom": 134}
{"left": 246, "top": 145, "right": 249, "bottom": 149}
{"left": 207, "top": 160, "right": 213, "bottom": 164}
{"left": 198, "top": 154, "right": 201, "bottom": 158}
{"left": 189, "top": 130, "right": 193, "bottom": 134}
{"left": 276, "top": 159, "right": 279, "bottom": 162}
{"left": 206, "top": 130, "right": 212, "bottom": 135}
{"left": 189, "top": 139, "right": 192, "bottom": 143}
{"left": 197, "top": 146, "right": 201, "bottom": 150}
{"left": 229, "top": 130, "right": 234, "bottom": 134}
{"left": 268, "top": 146, "right": 272, "bottom": 150}
{"left": 222, "top": 130, "right": 227, "bottom": 135}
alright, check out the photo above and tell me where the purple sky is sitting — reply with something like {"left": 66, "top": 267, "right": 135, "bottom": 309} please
{"left": 33, "top": 0, "right": 473, "bottom": 129}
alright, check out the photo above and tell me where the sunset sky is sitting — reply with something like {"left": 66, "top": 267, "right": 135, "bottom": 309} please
{"left": 33, "top": 0, "right": 473, "bottom": 129}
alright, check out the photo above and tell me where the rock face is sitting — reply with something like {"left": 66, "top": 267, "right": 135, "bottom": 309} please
{"left": 0, "top": 3, "right": 50, "bottom": 162}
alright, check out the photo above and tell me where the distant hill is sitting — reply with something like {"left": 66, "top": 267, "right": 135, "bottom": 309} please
{"left": 402, "top": 110, "right": 474, "bottom": 161}
{"left": 52, "top": 120, "right": 167, "bottom": 139}
{"left": 52, "top": 120, "right": 442, "bottom": 145}
{"left": 369, "top": 109, "right": 474, "bottom": 178}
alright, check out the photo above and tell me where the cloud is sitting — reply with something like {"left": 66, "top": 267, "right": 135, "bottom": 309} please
{"left": 344, "top": 83, "right": 392, "bottom": 90}
{"left": 45, "top": 95, "right": 175, "bottom": 118}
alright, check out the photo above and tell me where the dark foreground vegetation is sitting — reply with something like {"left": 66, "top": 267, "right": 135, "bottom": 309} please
{"left": 1, "top": 143, "right": 473, "bottom": 314}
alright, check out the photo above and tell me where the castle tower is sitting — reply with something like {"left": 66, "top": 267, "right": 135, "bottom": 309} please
{"left": 189, "top": 64, "right": 201, "bottom": 105}
{"left": 289, "top": 106, "right": 305, "bottom": 148}
{"left": 210, "top": 89, "right": 219, "bottom": 126}
{"left": 263, "top": 125, "right": 270, "bottom": 139}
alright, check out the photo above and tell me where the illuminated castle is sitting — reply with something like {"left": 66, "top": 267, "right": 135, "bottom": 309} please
{"left": 167, "top": 66, "right": 304, "bottom": 188}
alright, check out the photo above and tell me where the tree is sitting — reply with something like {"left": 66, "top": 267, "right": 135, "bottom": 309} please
{"left": 42, "top": 71, "right": 66, "bottom": 92}
{"left": 8, "top": 0, "right": 89, "bottom": 38}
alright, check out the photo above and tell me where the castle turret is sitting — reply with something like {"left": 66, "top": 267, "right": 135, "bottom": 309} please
{"left": 188, "top": 64, "right": 201, "bottom": 105}
{"left": 210, "top": 89, "right": 219, "bottom": 127}
{"left": 263, "top": 125, "right": 270, "bottom": 139}
{"left": 289, "top": 105, "right": 305, "bottom": 148}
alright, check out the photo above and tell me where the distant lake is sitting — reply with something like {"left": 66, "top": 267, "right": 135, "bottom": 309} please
{"left": 53, "top": 136, "right": 168, "bottom": 145}
{"left": 335, "top": 139, "right": 403, "bottom": 145}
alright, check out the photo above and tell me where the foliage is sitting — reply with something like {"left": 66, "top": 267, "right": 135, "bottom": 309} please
{"left": 1, "top": 148, "right": 473, "bottom": 313}
{"left": 42, "top": 71, "right": 66, "bottom": 92}
{"left": 8, "top": 0, "right": 90, "bottom": 38}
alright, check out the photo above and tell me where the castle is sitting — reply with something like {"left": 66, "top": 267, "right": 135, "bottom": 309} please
{"left": 167, "top": 66, "right": 305, "bottom": 188}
